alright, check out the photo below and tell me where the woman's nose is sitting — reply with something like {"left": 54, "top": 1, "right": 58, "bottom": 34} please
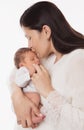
{"left": 28, "top": 42, "right": 32, "bottom": 48}
{"left": 28, "top": 44, "right": 32, "bottom": 48}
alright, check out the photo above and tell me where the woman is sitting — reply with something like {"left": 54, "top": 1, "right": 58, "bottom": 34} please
{"left": 10, "top": 1, "right": 84, "bottom": 130}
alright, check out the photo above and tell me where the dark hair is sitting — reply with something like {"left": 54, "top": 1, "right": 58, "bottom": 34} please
{"left": 14, "top": 47, "right": 31, "bottom": 69}
{"left": 20, "top": 1, "right": 84, "bottom": 54}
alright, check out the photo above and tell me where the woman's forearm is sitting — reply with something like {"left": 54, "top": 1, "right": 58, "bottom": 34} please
{"left": 8, "top": 68, "right": 17, "bottom": 95}
{"left": 10, "top": 81, "right": 18, "bottom": 93}
{"left": 11, "top": 82, "right": 23, "bottom": 100}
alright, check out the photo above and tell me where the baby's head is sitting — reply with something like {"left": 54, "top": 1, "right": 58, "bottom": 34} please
{"left": 14, "top": 47, "right": 40, "bottom": 76}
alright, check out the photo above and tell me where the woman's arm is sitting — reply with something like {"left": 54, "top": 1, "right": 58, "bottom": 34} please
{"left": 32, "top": 54, "right": 84, "bottom": 129}
{"left": 43, "top": 55, "right": 84, "bottom": 129}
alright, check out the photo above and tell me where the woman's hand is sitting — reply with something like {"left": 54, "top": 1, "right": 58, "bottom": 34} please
{"left": 11, "top": 86, "right": 44, "bottom": 128}
{"left": 31, "top": 64, "right": 54, "bottom": 98}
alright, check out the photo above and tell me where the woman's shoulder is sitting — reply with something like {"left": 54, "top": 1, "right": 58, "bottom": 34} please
{"left": 66, "top": 49, "right": 84, "bottom": 62}
{"left": 65, "top": 49, "right": 84, "bottom": 71}
{"left": 69, "top": 49, "right": 84, "bottom": 57}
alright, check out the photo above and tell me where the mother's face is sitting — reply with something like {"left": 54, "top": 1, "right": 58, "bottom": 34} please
{"left": 22, "top": 25, "right": 53, "bottom": 58}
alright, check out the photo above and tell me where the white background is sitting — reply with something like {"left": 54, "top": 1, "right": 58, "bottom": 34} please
{"left": 0, "top": 0, "right": 84, "bottom": 130}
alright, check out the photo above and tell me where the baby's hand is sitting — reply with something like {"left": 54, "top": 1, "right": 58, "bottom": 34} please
{"left": 24, "top": 92, "right": 45, "bottom": 127}
{"left": 32, "top": 110, "right": 45, "bottom": 125}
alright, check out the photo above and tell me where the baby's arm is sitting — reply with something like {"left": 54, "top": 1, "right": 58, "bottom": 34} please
{"left": 24, "top": 92, "right": 45, "bottom": 124}
{"left": 15, "top": 66, "right": 41, "bottom": 106}
{"left": 10, "top": 67, "right": 45, "bottom": 127}
{"left": 24, "top": 92, "right": 41, "bottom": 108}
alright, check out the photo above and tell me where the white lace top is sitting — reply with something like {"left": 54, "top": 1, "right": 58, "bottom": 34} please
{"left": 10, "top": 49, "right": 84, "bottom": 130}
{"left": 35, "top": 49, "right": 84, "bottom": 130}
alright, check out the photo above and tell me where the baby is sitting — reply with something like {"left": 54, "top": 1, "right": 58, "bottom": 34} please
{"left": 14, "top": 47, "right": 41, "bottom": 107}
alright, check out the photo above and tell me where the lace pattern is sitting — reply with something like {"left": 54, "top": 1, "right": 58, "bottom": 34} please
{"left": 41, "top": 91, "right": 66, "bottom": 127}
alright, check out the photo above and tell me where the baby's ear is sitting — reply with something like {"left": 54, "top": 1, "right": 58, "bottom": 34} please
{"left": 19, "top": 62, "right": 24, "bottom": 67}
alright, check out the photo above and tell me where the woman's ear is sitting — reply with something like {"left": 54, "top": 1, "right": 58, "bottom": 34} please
{"left": 42, "top": 25, "right": 51, "bottom": 40}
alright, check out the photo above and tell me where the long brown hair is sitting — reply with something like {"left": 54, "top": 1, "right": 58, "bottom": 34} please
{"left": 20, "top": 1, "right": 84, "bottom": 54}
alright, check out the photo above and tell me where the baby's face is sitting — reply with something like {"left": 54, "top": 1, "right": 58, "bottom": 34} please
{"left": 24, "top": 51, "right": 40, "bottom": 76}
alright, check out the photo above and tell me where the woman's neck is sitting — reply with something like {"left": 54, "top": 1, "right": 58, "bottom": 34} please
{"left": 54, "top": 52, "right": 63, "bottom": 63}
{"left": 48, "top": 41, "right": 63, "bottom": 62}
{"left": 50, "top": 45, "right": 63, "bottom": 63}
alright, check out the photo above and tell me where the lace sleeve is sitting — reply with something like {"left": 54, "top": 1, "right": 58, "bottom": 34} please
{"left": 41, "top": 52, "right": 84, "bottom": 130}
{"left": 41, "top": 90, "right": 66, "bottom": 127}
